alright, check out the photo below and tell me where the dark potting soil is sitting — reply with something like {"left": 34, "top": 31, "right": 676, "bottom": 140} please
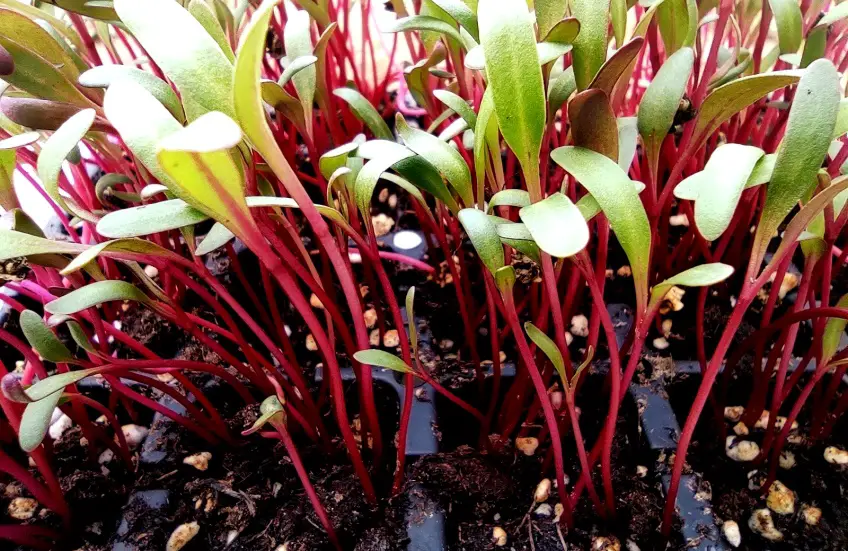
{"left": 410, "top": 374, "right": 682, "bottom": 551}
{"left": 6, "top": 402, "right": 409, "bottom": 551}
{"left": 666, "top": 373, "right": 848, "bottom": 550}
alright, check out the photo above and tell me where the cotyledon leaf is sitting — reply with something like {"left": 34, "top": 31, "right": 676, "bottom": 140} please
{"left": 649, "top": 263, "right": 735, "bottom": 308}
{"left": 688, "top": 70, "right": 803, "bottom": 153}
{"left": 20, "top": 390, "right": 62, "bottom": 452}
{"left": 36, "top": 109, "right": 96, "bottom": 220}
{"left": 387, "top": 15, "right": 463, "bottom": 45}
{"left": 551, "top": 146, "right": 651, "bottom": 310}
{"left": 674, "top": 144, "right": 765, "bottom": 241}
{"left": 283, "top": 4, "right": 316, "bottom": 137}
{"left": 525, "top": 321, "right": 567, "bottom": 383}
{"left": 478, "top": 0, "right": 545, "bottom": 196}
{"left": 430, "top": 0, "right": 478, "bottom": 41}
{"left": 0, "top": 132, "right": 37, "bottom": 211}
{"left": 768, "top": 0, "right": 802, "bottom": 54}
{"left": 458, "top": 207, "right": 504, "bottom": 274}
{"left": 0, "top": 229, "right": 86, "bottom": 261}
{"left": 114, "top": 0, "right": 234, "bottom": 120}
{"left": 333, "top": 87, "right": 393, "bottom": 140}
{"left": 60, "top": 238, "right": 178, "bottom": 275}
{"left": 395, "top": 114, "right": 472, "bottom": 206}
{"left": 752, "top": 59, "right": 839, "bottom": 269}
{"left": 96, "top": 199, "right": 210, "bottom": 238}
{"left": 656, "top": 0, "right": 697, "bottom": 54}
{"left": 79, "top": 64, "right": 186, "bottom": 123}
{"left": 20, "top": 310, "right": 74, "bottom": 363}
{"left": 519, "top": 192, "right": 589, "bottom": 258}
{"left": 195, "top": 222, "right": 236, "bottom": 255}
{"left": 535, "top": 0, "right": 567, "bottom": 40}
{"left": 433, "top": 89, "right": 477, "bottom": 127}
{"left": 353, "top": 140, "right": 414, "bottom": 215}
{"left": 45, "top": 280, "right": 152, "bottom": 316}
{"left": 188, "top": 0, "right": 235, "bottom": 63}
{"left": 570, "top": 0, "right": 610, "bottom": 90}
{"left": 487, "top": 189, "right": 530, "bottom": 212}
{"left": 569, "top": 89, "right": 618, "bottom": 161}
{"left": 823, "top": 293, "right": 848, "bottom": 363}
{"left": 352, "top": 349, "right": 413, "bottom": 374}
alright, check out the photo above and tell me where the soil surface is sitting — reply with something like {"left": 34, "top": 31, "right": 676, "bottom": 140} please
{"left": 667, "top": 373, "right": 848, "bottom": 551}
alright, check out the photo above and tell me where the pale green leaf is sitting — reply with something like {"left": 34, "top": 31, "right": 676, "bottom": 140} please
{"left": 80, "top": 63, "right": 186, "bottom": 122}
{"left": 487, "top": 189, "right": 530, "bottom": 212}
{"left": 283, "top": 5, "right": 316, "bottom": 137}
{"left": 36, "top": 109, "right": 96, "bottom": 221}
{"left": 23, "top": 367, "right": 102, "bottom": 402}
{"left": 61, "top": 238, "right": 176, "bottom": 275}
{"left": 656, "top": 0, "right": 697, "bottom": 53}
{"left": 649, "top": 263, "right": 734, "bottom": 307}
{"left": 617, "top": 117, "right": 638, "bottom": 172}
{"left": 823, "top": 293, "right": 848, "bottom": 363}
{"left": 279, "top": 55, "right": 317, "bottom": 87}
{"left": 103, "top": 79, "right": 184, "bottom": 188}
{"left": 674, "top": 144, "right": 764, "bottom": 241}
{"left": 433, "top": 89, "right": 477, "bottom": 127}
{"left": 387, "top": 15, "right": 462, "bottom": 44}
{"left": 0, "top": 229, "right": 85, "bottom": 261}
{"left": 816, "top": 2, "right": 848, "bottom": 28}
{"left": 188, "top": 0, "right": 235, "bottom": 63}
{"left": 97, "top": 199, "right": 209, "bottom": 238}
{"left": 115, "top": 0, "right": 234, "bottom": 120}
{"left": 519, "top": 192, "right": 589, "bottom": 258}
{"left": 195, "top": 222, "right": 236, "bottom": 255}
{"left": 354, "top": 140, "right": 414, "bottom": 214}
{"left": 430, "top": 0, "right": 478, "bottom": 40}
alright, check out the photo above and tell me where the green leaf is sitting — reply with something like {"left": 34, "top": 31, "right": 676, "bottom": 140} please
{"left": 0, "top": 229, "right": 85, "bottom": 262}
{"left": 319, "top": 140, "right": 360, "bottom": 179}
{"left": 518, "top": 192, "right": 589, "bottom": 258}
{"left": 588, "top": 37, "right": 644, "bottom": 97}
{"left": 353, "top": 140, "right": 414, "bottom": 214}
{"left": 823, "top": 293, "right": 848, "bottom": 363}
{"left": 548, "top": 66, "right": 576, "bottom": 114}
{"left": 61, "top": 238, "right": 176, "bottom": 275}
{"left": 45, "top": 280, "right": 152, "bottom": 316}
{"left": 156, "top": 111, "right": 254, "bottom": 236}
{"left": 576, "top": 179, "right": 645, "bottom": 221}
{"left": 689, "top": 70, "right": 803, "bottom": 153}
{"left": 768, "top": 0, "right": 802, "bottom": 54}
{"left": 79, "top": 65, "right": 186, "bottom": 123}
{"left": 115, "top": 0, "right": 234, "bottom": 121}
{"left": 473, "top": 88, "right": 499, "bottom": 206}
{"left": 656, "top": 0, "right": 697, "bottom": 54}
{"left": 494, "top": 265, "right": 516, "bottom": 294}
{"left": 103, "top": 79, "right": 184, "bottom": 188}
{"left": 492, "top": 220, "right": 541, "bottom": 262}
{"left": 433, "top": 89, "right": 477, "bottom": 127}
{"left": 37, "top": 108, "right": 96, "bottom": 220}
{"left": 487, "top": 189, "right": 530, "bottom": 212}
{"left": 525, "top": 321, "right": 566, "bottom": 384}
{"left": 535, "top": 0, "right": 567, "bottom": 39}
{"left": 610, "top": 0, "right": 627, "bottom": 46}
{"left": 569, "top": 89, "right": 618, "bottom": 161}
{"left": 246, "top": 196, "right": 350, "bottom": 231}
{"left": 430, "top": 0, "right": 478, "bottom": 41}
{"left": 333, "top": 88, "right": 393, "bottom": 140}
{"left": 0, "top": 8, "right": 96, "bottom": 107}
{"left": 674, "top": 144, "right": 764, "bottom": 241}
{"left": 388, "top": 15, "right": 462, "bottom": 44}
{"left": 20, "top": 310, "right": 74, "bottom": 363}
{"left": 406, "top": 286, "right": 417, "bottom": 354}
{"left": 551, "top": 146, "right": 651, "bottom": 309}
{"left": 66, "top": 320, "right": 95, "bottom": 353}
{"left": 478, "top": 0, "right": 545, "bottom": 197}
{"left": 570, "top": 0, "right": 610, "bottom": 90}
{"left": 188, "top": 0, "right": 235, "bottom": 63}
{"left": 352, "top": 349, "right": 413, "bottom": 373}
{"left": 96, "top": 199, "right": 209, "bottom": 238}
{"left": 649, "top": 263, "right": 734, "bottom": 308}
{"left": 195, "top": 222, "right": 236, "bottom": 255}
{"left": 242, "top": 395, "right": 286, "bottom": 435}
{"left": 395, "top": 114, "right": 473, "bottom": 206}
{"left": 745, "top": 153, "right": 777, "bottom": 188}
{"left": 458, "top": 207, "right": 504, "bottom": 274}
{"left": 279, "top": 55, "right": 317, "bottom": 87}
{"left": 393, "top": 155, "right": 460, "bottom": 212}
{"left": 637, "top": 47, "right": 694, "bottom": 171}
{"left": 536, "top": 41, "right": 574, "bottom": 65}
{"left": 23, "top": 367, "right": 103, "bottom": 402}
{"left": 19, "top": 390, "right": 62, "bottom": 452}
{"left": 833, "top": 99, "right": 848, "bottom": 140}
{"left": 283, "top": 4, "right": 316, "bottom": 137}
{"left": 752, "top": 60, "right": 839, "bottom": 269}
